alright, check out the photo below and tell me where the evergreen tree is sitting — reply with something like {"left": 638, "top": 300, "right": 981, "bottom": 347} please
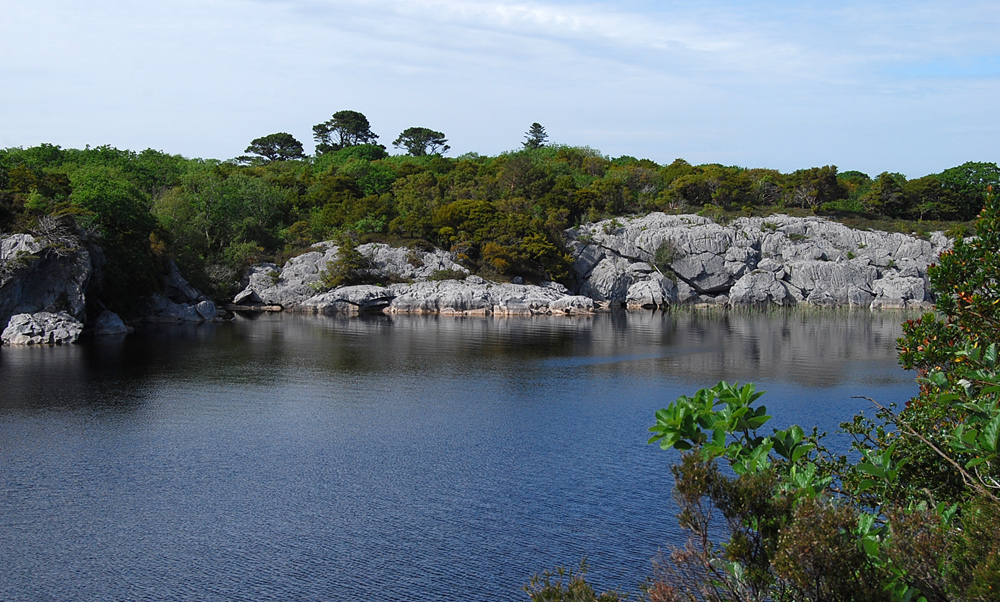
{"left": 523, "top": 122, "right": 548, "bottom": 150}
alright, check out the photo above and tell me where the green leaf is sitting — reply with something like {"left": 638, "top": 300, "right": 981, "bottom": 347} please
{"left": 982, "top": 414, "right": 1000, "bottom": 453}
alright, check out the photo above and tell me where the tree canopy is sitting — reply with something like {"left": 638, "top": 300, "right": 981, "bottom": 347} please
{"left": 524, "top": 123, "right": 548, "bottom": 150}
{"left": 242, "top": 133, "right": 305, "bottom": 163}
{"left": 312, "top": 110, "right": 379, "bottom": 155}
{"left": 392, "top": 127, "right": 450, "bottom": 157}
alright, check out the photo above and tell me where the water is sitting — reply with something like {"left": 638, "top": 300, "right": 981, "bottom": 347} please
{"left": 0, "top": 311, "right": 916, "bottom": 601}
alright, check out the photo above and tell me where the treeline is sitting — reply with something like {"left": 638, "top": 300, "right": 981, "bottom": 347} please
{"left": 0, "top": 119, "right": 996, "bottom": 309}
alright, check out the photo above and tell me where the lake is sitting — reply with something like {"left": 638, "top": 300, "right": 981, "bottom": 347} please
{"left": 0, "top": 310, "right": 917, "bottom": 601}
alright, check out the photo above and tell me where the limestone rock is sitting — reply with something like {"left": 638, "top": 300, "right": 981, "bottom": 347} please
{"left": 626, "top": 274, "right": 678, "bottom": 308}
{"left": 300, "top": 285, "right": 395, "bottom": 314}
{"left": 729, "top": 271, "right": 796, "bottom": 307}
{"left": 549, "top": 295, "right": 595, "bottom": 314}
{"left": 2, "top": 312, "right": 83, "bottom": 345}
{"left": 871, "top": 275, "right": 931, "bottom": 309}
{"left": 162, "top": 260, "right": 204, "bottom": 304}
{"left": 567, "top": 212, "right": 949, "bottom": 310}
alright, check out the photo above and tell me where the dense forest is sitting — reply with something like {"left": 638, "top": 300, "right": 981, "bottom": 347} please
{"left": 1, "top": 112, "right": 996, "bottom": 312}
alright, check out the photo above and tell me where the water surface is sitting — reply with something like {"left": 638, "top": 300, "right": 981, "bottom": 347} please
{"left": 0, "top": 311, "right": 916, "bottom": 601}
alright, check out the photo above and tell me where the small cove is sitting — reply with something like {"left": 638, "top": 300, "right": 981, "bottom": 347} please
{"left": 0, "top": 310, "right": 917, "bottom": 601}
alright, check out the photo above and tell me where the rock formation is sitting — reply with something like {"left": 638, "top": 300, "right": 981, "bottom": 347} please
{"left": 2, "top": 311, "right": 84, "bottom": 345}
{"left": 566, "top": 213, "right": 949, "bottom": 309}
{"left": 232, "top": 214, "right": 947, "bottom": 315}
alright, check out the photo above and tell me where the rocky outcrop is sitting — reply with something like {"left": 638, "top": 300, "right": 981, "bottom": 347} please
{"left": 231, "top": 214, "right": 952, "bottom": 316}
{"left": 0, "top": 225, "right": 96, "bottom": 328}
{"left": 2, "top": 311, "right": 84, "bottom": 345}
{"left": 139, "top": 260, "right": 218, "bottom": 323}
{"left": 567, "top": 213, "right": 950, "bottom": 309}
{"left": 386, "top": 280, "right": 578, "bottom": 315}
{"left": 232, "top": 242, "right": 469, "bottom": 309}
{"left": 231, "top": 242, "right": 591, "bottom": 316}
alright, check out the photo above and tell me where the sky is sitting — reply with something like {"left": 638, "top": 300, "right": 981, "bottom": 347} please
{"left": 2, "top": 0, "right": 998, "bottom": 177}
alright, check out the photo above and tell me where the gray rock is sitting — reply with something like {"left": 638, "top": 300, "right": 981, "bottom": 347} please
{"left": 388, "top": 281, "right": 493, "bottom": 314}
{"left": 195, "top": 300, "right": 217, "bottom": 320}
{"left": 549, "top": 295, "right": 595, "bottom": 314}
{"left": 300, "top": 285, "right": 395, "bottom": 314}
{"left": 568, "top": 212, "right": 950, "bottom": 310}
{"left": 0, "top": 232, "right": 93, "bottom": 326}
{"left": 729, "top": 271, "right": 796, "bottom": 307}
{"left": 162, "top": 260, "right": 203, "bottom": 304}
{"left": 871, "top": 275, "right": 931, "bottom": 309}
{"left": 93, "top": 310, "right": 128, "bottom": 335}
{"left": 626, "top": 274, "right": 678, "bottom": 308}
{"left": 2, "top": 312, "right": 83, "bottom": 345}
{"left": 386, "top": 281, "right": 566, "bottom": 315}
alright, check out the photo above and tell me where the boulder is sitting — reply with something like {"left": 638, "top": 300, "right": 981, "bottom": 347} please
{"left": 626, "top": 274, "right": 678, "bottom": 308}
{"left": 162, "top": 260, "right": 203, "bottom": 304}
{"left": 2, "top": 312, "right": 84, "bottom": 345}
{"left": 729, "top": 271, "right": 796, "bottom": 307}
{"left": 92, "top": 310, "right": 128, "bottom": 335}
{"left": 871, "top": 275, "right": 931, "bottom": 309}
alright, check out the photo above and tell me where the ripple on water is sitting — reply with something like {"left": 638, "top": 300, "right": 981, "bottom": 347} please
{"left": 0, "top": 312, "right": 915, "bottom": 601}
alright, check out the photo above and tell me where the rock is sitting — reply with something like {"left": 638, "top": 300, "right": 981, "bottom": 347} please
{"left": 0, "top": 231, "right": 94, "bottom": 327}
{"left": 2, "top": 312, "right": 83, "bottom": 345}
{"left": 92, "top": 310, "right": 128, "bottom": 335}
{"left": 194, "top": 300, "right": 217, "bottom": 320}
{"left": 300, "top": 285, "right": 395, "bottom": 314}
{"left": 567, "top": 212, "right": 950, "bottom": 310}
{"left": 577, "top": 256, "right": 635, "bottom": 304}
{"left": 233, "top": 243, "right": 469, "bottom": 310}
{"left": 785, "top": 260, "right": 880, "bottom": 306}
{"left": 871, "top": 275, "right": 931, "bottom": 309}
{"left": 549, "top": 295, "right": 595, "bottom": 314}
{"left": 388, "top": 281, "right": 493, "bottom": 314}
{"left": 626, "top": 274, "right": 678, "bottom": 308}
{"left": 729, "top": 271, "right": 796, "bottom": 307}
{"left": 386, "top": 281, "right": 565, "bottom": 315}
{"left": 162, "top": 260, "right": 203, "bottom": 304}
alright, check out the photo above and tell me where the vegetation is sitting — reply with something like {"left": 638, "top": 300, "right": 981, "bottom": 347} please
{"left": 0, "top": 111, "right": 995, "bottom": 316}
{"left": 534, "top": 188, "right": 1000, "bottom": 601}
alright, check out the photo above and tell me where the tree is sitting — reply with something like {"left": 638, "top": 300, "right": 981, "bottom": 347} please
{"left": 642, "top": 186, "right": 1000, "bottom": 601}
{"left": 312, "top": 110, "right": 379, "bottom": 155}
{"left": 523, "top": 122, "right": 548, "bottom": 150}
{"left": 392, "top": 127, "right": 450, "bottom": 157}
{"left": 242, "top": 133, "right": 305, "bottom": 163}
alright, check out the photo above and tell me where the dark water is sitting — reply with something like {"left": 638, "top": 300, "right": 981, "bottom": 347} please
{"left": 0, "top": 311, "right": 916, "bottom": 601}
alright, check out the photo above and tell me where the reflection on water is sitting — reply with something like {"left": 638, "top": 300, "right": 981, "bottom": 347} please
{"left": 0, "top": 311, "right": 916, "bottom": 601}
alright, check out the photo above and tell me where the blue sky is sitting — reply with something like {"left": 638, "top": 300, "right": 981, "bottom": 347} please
{"left": 2, "top": 0, "right": 997, "bottom": 177}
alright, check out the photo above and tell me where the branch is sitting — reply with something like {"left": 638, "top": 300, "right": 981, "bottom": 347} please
{"left": 853, "top": 396, "right": 999, "bottom": 501}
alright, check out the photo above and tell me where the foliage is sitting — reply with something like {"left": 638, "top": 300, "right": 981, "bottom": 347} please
{"left": 0, "top": 137, "right": 991, "bottom": 307}
{"left": 393, "top": 127, "right": 450, "bottom": 156}
{"left": 641, "top": 186, "right": 1000, "bottom": 602}
{"left": 524, "top": 561, "right": 622, "bottom": 602}
{"left": 524, "top": 123, "right": 549, "bottom": 150}
{"left": 315, "top": 235, "right": 381, "bottom": 290}
{"left": 69, "top": 165, "right": 162, "bottom": 312}
{"left": 242, "top": 132, "right": 306, "bottom": 163}
{"left": 312, "top": 110, "right": 380, "bottom": 154}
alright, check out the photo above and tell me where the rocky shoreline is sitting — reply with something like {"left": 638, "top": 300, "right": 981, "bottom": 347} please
{"left": 0, "top": 212, "right": 949, "bottom": 345}
{"left": 231, "top": 213, "right": 948, "bottom": 316}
